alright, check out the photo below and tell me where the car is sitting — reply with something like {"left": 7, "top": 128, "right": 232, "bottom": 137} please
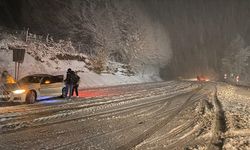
{"left": 1, "top": 74, "right": 66, "bottom": 104}
{"left": 197, "top": 75, "right": 209, "bottom": 82}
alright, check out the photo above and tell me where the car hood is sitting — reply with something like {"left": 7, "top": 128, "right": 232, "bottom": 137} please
{"left": 2, "top": 83, "right": 39, "bottom": 92}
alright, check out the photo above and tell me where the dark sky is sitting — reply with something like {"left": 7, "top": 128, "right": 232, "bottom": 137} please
{"left": 139, "top": 0, "right": 250, "bottom": 78}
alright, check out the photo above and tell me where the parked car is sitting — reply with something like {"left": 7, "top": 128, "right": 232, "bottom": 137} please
{"left": 1, "top": 74, "right": 66, "bottom": 104}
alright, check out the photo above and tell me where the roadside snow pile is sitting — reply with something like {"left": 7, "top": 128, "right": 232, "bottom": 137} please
{"left": 217, "top": 83, "right": 250, "bottom": 150}
{"left": 0, "top": 31, "right": 161, "bottom": 88}
{"left": 0, "top": 32, "right": 90, "bottom": 74}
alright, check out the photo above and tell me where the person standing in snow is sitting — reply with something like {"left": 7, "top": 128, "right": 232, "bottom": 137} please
{"left": 0, "top": 70, "right": 15, "bottom": 99}
{"left": 64, "top": 68, "right": 74, "bottom": 100}
{"left": 71, "top": 71, "right": 80, "bottom": 97}
{"left": 1, "top": 70, "right": 15, "bottom": 84}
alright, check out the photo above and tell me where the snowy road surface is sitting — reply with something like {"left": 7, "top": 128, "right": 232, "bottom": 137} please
{"left": 0, "top": 81, "right": 249, "bottom": 150}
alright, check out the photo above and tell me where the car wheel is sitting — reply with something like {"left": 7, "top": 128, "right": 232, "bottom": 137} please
{"left": 61, "top": 87, "right": 67, "bottom": 98}
{"left": 26, "top": 91, "right": 36, "bottom": 104}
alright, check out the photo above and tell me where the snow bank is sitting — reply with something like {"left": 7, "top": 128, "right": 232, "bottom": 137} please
{"left": 0, "top": 33, "right": 161, "bottom": 88}
{"left": 217, "top": 83, "right": 250, "bottom": 150}
{"left": 77, "top": 72, "right": 161, "bottom": 88}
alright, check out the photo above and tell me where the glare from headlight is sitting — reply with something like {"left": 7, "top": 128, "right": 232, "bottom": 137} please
{"left": 13, "top": 89, "right": 26, "bottom": 94}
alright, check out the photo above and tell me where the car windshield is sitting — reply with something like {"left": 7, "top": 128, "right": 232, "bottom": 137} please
{"left": 18, "top": 76, "right": 43, "bottom": 84}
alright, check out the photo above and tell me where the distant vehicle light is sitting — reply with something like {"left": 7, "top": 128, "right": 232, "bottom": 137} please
{"left": 13, "top": 89, "right": 26, "bottom": 94}
{"left": 224, "top": 74, "right": 227, "bottom": 79}
{"left": 236, "top": 75, "right": 239, "bottom": 82}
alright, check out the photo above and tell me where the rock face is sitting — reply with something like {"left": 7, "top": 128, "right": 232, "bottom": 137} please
{"left": 1, "top": 0, "right": 250, "bottom": 82}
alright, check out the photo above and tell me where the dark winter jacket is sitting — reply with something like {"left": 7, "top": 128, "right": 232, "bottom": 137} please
{"left": 72, "top": 72, "right": 80, "bottom": 85}
{"left": 65, "top": 70, "right": 74, "bottom": 84}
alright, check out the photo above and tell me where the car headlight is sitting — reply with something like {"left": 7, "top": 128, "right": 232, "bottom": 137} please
{"left": 13, "top": 89, "right": 26, "bottom": 94}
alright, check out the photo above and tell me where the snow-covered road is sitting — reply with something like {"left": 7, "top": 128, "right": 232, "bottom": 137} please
{"left": 0, "top": 81, "right": 249, "bottom": 150}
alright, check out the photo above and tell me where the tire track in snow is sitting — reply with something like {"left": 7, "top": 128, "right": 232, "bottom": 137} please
{"left": 0, "top": 82, "right": 198, "bottom": 134}
{"left": 117, "top": 86, "right": 204, "bottom": 150}
{"left": 207, "top": 85, "right": 227, "bottom": 150}
{"left": 0, "top": 81, "right": 182, "bottom": 115}
{"left": 0, "top": 81, "right": 190, "bottom": 124}
{"left": 51, "top": 100, "right": 178, "bottom": 149}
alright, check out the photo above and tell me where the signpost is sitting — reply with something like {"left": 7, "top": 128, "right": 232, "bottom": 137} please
{"left": 9, "top": 48, "right": 25, "bottom": 80}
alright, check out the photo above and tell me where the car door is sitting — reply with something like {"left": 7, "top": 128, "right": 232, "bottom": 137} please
{"left": 40, "top": 76, "right": 64, "bottom": 98}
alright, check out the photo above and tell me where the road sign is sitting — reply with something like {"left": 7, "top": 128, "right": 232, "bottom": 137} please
{"left": 13, "top": 48, "right": 25, "bottom": 63}
{"left": 9, "top": 47, "right": 26, "bottom": 80}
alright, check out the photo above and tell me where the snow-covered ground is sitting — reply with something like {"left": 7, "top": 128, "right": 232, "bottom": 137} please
{"left": 217, "top": 83, "right": 250, "bottom": 150}
{"left": 0, "top": 81, "right": 249, "bottom": 149}
{"left": 0, "top": 81, "right": 200, "bottom": 150}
